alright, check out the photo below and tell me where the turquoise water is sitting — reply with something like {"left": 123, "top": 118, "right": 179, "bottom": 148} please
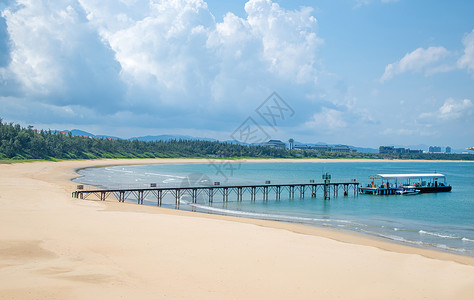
{"left": 75, "top": 161, "right": 474, "bottom": 256}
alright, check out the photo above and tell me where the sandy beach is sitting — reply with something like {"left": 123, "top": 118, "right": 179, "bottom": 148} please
{"left": 1, "top": 158, "right": 473, "bottom": 299}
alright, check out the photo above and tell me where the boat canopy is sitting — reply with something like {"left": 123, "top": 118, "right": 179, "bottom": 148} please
{"left": 370, "top": 173, "right": 445, "bottom": 180}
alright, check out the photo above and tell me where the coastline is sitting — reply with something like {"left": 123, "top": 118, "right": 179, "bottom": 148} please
{"left": 72, "top": 158, "right": 474, "bottom": 264}
{"left": 1, "top": 158, "right": 473, "bottom": 299}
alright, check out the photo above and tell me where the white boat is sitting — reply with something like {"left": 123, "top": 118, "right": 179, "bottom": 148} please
{"left": 396, "top": 187, "right": 420, "bottom": 195}
{"left": 360, "top": 173, "right": 451, "bottom": 195}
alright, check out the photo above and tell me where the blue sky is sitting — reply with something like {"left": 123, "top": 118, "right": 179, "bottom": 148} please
{"left": 0, "top": 0, "right": 473, "bottom": 149}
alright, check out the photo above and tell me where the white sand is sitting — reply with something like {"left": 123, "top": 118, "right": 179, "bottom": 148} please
{"left": 0, "top": 158, "right": 473, "bottom": 299}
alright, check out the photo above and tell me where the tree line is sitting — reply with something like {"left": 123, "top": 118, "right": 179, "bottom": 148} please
{"left": 1, "top": 119, "right": 472, "bottom": 161}
{"left": 0, "top": 119, "right": 293, "bottom": 160}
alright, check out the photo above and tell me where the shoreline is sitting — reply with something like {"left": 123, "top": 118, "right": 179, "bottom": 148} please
{"left": 106, "top": 200, "right": 474, "bottom": 265}
{"left": 76, "top": 158, "right": 474, "bottom": 265}
{"left": 1, "top": 158, "right": 473, "bottom": 299}
{"left": 3, "top": 156, "right": 474, "bottom": 167}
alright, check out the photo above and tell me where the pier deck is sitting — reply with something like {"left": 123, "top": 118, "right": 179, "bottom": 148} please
{"left": 72, "top": 180, "right": 360, "bottom": 207}
{"left": 359, "top": 187, "right": 398, "bottom": 195}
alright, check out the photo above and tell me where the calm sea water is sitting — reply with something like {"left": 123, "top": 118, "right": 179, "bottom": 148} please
{"left": 75, "top": 161, "right": 474, "bottom": 256}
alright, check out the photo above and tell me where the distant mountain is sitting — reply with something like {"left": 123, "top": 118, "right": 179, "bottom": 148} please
{"left": 62, "top": 129, "right": 93, "bottom": 137}
{"left": 61, "top": 129, "right": 121, "bottom": 140}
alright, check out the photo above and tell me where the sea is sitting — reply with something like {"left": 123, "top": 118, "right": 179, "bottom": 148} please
{"left": 74, "top": 161, "right": 474, "bottom": 256}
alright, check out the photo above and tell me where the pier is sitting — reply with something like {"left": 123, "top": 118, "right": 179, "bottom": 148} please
{"left": 72, "top": 175, "right": 359, "bottom": 207}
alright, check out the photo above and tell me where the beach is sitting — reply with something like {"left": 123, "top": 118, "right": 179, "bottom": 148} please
{"left": 1, "top": 158, "right": 474, "bottom": 299}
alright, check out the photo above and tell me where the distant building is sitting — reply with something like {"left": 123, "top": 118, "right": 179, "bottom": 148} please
{"left": 332, "top": 145, "right": 353, "bottom": 153}
{"left": 312, "top": 145, "right": 331, "bottom": 152}
{"left": 288, "top": 139, "right": 294, "bottom": 150}
{"left": 445, "top": 146, "right": 451, "bottom": 153}
{"left": 429, "top": 146, "right": 442, "bottom": 153}
{"left": 379, "top": 146, "right": 422, "bottom": 154}
{"left": 391, "top": 147, "right": 407, "bottom": 154}
{"left": 294, "top": 144, "right": 310, "bottom": 150}
{"left": 379, "top": 146, "right": 395, "bottom": 154}
{"left": 379, "top": 146, "right": 406, "bottom": 154}
{"left": 292, "top": 143, "right": 356, "bottom": 152}
{"left": 264, "top": 139, "right": 286, "bottom": 149}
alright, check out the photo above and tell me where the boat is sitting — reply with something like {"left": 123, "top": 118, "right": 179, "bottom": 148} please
{"left": 359, "top": 173, "right": 452, "bottom": 195}
{"left": 395, "top": 187, "right": 420, "bottom": 195}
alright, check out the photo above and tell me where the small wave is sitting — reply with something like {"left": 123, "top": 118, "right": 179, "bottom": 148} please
{"left": 462, "top": 237, "right": 474, "bottom": 243}
{"left": 362, "top": 230, "right": 473, "bottom": 254}
{"left": 145, "top": 172, "right": 186, "bottom": 179}
{"left": 419, "top": 230, "right": 459, "bottom": 239}
{"left": 105, "top": 167, "right": 134, "bottom": 173}
{"left": 163, "top": 178, "right": 179, "bottom": 183}
{"left": 361, "top": 229, "right": 409, "bottom": 243}
{"left": 434, "top": 244, "right": 470, "bottom": 254}
{"left": 186, "top": 202, "right": 357, "bottom": 227}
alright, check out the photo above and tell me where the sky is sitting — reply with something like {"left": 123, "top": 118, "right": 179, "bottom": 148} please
{"left": 0, "top": 0, "right": 473, "bottom": 149}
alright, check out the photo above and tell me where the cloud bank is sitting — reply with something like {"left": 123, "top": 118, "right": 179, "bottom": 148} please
{"left": 0, "top": 0, "right": 322, "bottom": 133}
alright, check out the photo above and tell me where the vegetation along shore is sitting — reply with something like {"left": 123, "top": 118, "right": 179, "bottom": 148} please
{"left": 1, "top": 120, "right": 473, "bottom": 162}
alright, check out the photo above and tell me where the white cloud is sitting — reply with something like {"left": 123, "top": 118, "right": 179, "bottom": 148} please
{"left": 304, "top": 107, "right": 347, "bottom": 130}
{"left": 105, "top": 0, "right": 216, "bottom": 107}
{"left": 243, "top": 0, "right": 320, "bottom": 83}
{"left": 354, "top": 0, "right": 370, "bottom": 7}
{"left": 420, "top": 98, "right": 473, "bottom": 121}
{"left": 438, "top": 98, "right": 473, "bottom": 120}
{"left": 1, "top": 0, "right": 124, "bottom": 109}
{"left": 89, "top": 0, "right": 322, "bottom": 107}
{"left": 354, "top": 0, "right": 398, "bottom": 8}
{"left": 380, "top": 46, "right": 450, "bottom": 82}
{"left": 458, "top": 29, "right": 474, "bottom": 74}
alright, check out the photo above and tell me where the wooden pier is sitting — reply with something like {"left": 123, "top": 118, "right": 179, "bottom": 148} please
{"left": 72, "top": 177, "right": 359, "bottom": 207}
